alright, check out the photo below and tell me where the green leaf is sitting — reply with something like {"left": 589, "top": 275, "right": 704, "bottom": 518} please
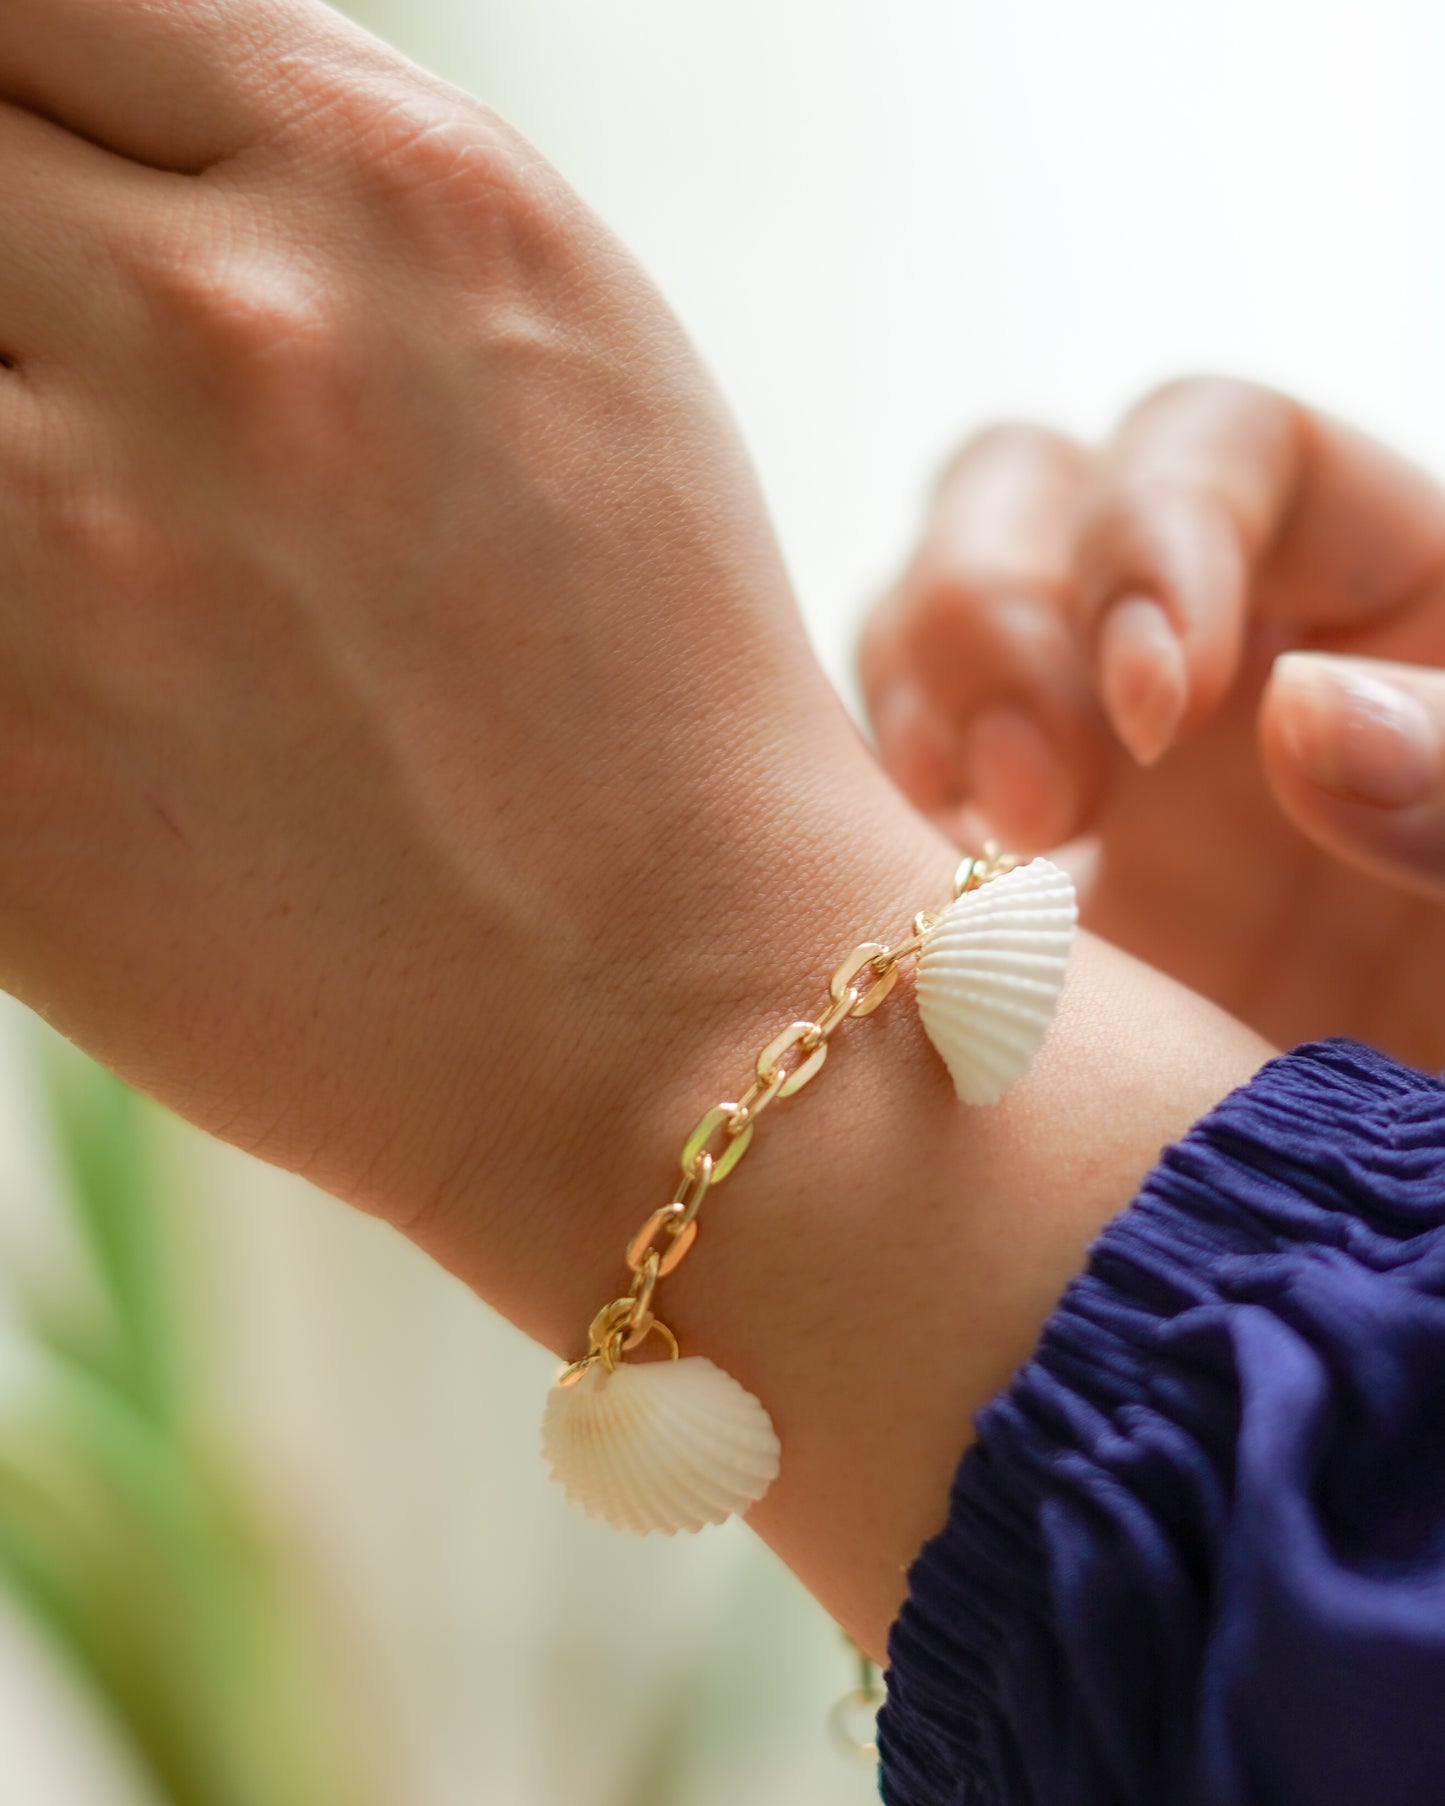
{"left": 40, "top": 1044, "right": 177, "bottom": 1425}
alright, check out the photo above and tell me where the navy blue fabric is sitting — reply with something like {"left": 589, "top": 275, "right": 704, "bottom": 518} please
{"left": 878, "top": 1039, "right": 1445, "bottom": 1806}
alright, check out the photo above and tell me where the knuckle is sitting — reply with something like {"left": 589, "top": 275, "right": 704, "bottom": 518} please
{"left": 24, "top": 476, "right": 204, "bottom": 697}
{"left": 0, "top": 421, "right": 59, "bottom": 520}
{"left": 46, "top": 485, "right": 180, "bottom": 600}
{"left": 5, "top": 450, "right": 78, "bottom": 545}
{"left": 140, "top": 243, "right": 350, "bottom": 371}
{"left": 377, "top": 98, "right": 520, "bottom": 200}
{"left": 132, "top": 239, "right": 365, "bottom": 450}
{"left": 1089, "top": 469, "right": 1184, "bottom": 525}
{"left": 1135, "top": 372, "right": 1241, "bottom": 413}
{"left": 938, "top": 420, "right": 1088, "bottom": 499}
{"left": 1084, "top": 469, "right": 1231, "bottom": 555}
{"left": 326, "top": 83, "right": 563, "bottom": 248}
{"left": 3, "top": 439, "right": 192, "bottom": 650}
{"left": 1131, "top": 372, "right": 1288, "bottom": 438}
{"left": 958, "top": 419, "right": 1079, "bottom": 465}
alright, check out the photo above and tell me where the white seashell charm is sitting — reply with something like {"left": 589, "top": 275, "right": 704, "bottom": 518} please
{"left": 542, "top": 1355, "right": 781, "bottom": 1536}
{"left": 916, "top": 856, "right": 1077, "bottom": 1105}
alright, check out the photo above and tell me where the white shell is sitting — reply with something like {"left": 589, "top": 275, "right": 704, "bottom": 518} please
{"left": 542, "top": 1355, "right": 781, "bottom": 1536}
{"left": 917, "top": 856, "right": 1077, "bottom": 1104}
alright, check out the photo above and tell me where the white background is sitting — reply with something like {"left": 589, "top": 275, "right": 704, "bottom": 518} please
{"left": 361, "top": 0, "right": 1445, "bottom": 707}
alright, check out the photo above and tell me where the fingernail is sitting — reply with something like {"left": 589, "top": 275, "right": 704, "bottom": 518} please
{"left": 1272, "top": 654, "right": 1440, "bottom": 807}
{"left": 964, "top": 702, "right": 1072, "bottom": 842}
{"left": 1096, "top": 595, "right": 1188, "bottom": 766}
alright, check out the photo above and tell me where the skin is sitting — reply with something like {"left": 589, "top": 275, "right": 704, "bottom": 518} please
{"left": 861, "top": 378, "right": 1445, "bottom": 1071}
{"left": 0, "top": 0, "right": 1269, "bottom": 1664}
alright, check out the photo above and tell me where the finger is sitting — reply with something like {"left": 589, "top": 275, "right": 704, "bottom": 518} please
{"left": 0, "top": 0, "right": 384, "bottom": 173}
{"left": 1072, "top": 376, "right": 1445, "bottom": 766}
{"left": 1262, "top": 652, "right": 1445, "bottom": 903}
{"left": 0, "top": 104, "right": 174, "bottom": 360}
{"left": 859, "top": 423, "right": 1110, "bottom": 850}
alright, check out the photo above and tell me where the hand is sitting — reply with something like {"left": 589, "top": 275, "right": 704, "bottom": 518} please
{"left": 860, "top": 378, "right": 1445, "bottom": 1069}
{"left": 0, "top": 0, "right": 944, "bottom": 1320}
{"left": 0, "top": 4, "right": 1270, "bottom": 1656}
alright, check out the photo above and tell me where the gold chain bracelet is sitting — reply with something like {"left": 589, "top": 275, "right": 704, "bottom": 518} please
{"left": 541, "top": 841, "right": 1077, "bottom": 1537}
{"left": 563, "top": 841, "right": 1015, "bottom": 1384}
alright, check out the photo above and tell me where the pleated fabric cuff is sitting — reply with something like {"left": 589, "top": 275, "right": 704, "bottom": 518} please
{"left": 879, "top": 1040, "right": 1445, "bottom": 1806}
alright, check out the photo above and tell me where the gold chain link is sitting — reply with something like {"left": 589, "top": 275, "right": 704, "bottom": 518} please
{"left": 564, "top": 844, "right": 1017, "bottom": 1375}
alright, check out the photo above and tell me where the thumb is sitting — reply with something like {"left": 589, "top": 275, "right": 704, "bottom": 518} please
{"left": 1261, "top": 653, "right": 1445, "bottom": 903}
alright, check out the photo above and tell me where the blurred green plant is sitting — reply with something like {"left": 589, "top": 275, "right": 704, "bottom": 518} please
{"left": 0, "top": 1040, "right": 369, "bottom": 1806}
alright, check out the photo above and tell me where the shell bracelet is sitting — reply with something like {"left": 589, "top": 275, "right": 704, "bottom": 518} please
{"left": 541, "top": 845, "right": 1078, "bottom": 1536}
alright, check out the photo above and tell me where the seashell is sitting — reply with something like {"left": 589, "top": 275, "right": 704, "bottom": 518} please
{"left": 916, "top": 856, "right": 1077, "bottom": 1105}
{"left": 542, "top": 1354, "right": 781, "bottom": 1536}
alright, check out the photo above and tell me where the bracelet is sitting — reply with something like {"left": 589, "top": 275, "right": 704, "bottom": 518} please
{"left": 542, "top": 844, "right": 1077, "bottom": 1536}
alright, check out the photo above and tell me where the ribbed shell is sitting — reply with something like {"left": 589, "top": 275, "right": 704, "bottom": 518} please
{"left": 542, "top": 1355, "right": 781, "bottom": 1536}
{"left": 917, "top": 856, "right": 1077, "bottom": 1105}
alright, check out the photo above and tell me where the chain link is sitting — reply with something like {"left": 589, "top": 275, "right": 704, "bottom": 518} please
{"left": 622, "top": 1249, "right": 661, "bottom": 1346}
{"left": 669, "top": 1150, "right": 714, "bottom": 1235}
{"left": 680, "top": 1102, "right": 754, "bottom": 1185}
{"left": 828, "top": 941, "right": 898, "bottom": 1017}
{"left": 568, "top": 845, "right": 1013, "bottom": 1373}
{"left": 952, "top": 843, "right": 1015, "bottom": 899}
{"left": 626, "top": 1205, "right": 696, "bottom": 1279}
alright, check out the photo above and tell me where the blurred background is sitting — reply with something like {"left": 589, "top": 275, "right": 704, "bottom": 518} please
{"left": 0, "top": 0, "right": 1439, "bottom": 1800}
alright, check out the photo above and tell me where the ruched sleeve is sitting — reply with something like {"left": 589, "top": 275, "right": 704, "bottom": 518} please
{"left": 878, "top": 1039, "right": 1445, "bottom": 1806}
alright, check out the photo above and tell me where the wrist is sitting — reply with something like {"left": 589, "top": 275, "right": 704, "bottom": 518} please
{"left": 408, "top": 700, "right": 957, "bottom": 1349}
{"left": 399, "top": 698, "right": 1270, "bottom": 1658}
